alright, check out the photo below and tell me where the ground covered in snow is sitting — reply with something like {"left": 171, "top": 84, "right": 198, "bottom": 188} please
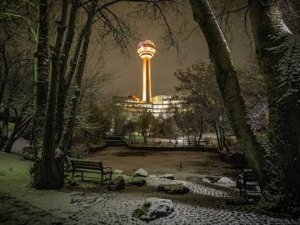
{"left": 0, "top": 148, "right": 299, "bottom": 225}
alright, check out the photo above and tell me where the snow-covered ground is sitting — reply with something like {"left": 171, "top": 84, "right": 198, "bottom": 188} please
{"left": 0, "top": 152, "right": 299, "bottom": 225}
{"left": 65, "top": 192, "right": 299, "bottom": 225}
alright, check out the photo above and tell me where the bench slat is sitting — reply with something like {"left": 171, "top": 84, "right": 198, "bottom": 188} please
{"left": 72, "top": 161, "right": 102, "bottom": 165}
{"left": 245, "top": 181, "right": 259, "bottom": 186}
{"left": 75, "top": 169, "right": 111, "bottom": 174}
{"left": 73, "top": 163, "right": 101, "bottom": 166}
{"left": 72, "top": 160, "right": 99, "bottom": 163}
{"left": 247, "top": 192, "right": 262, "bottom": 197}
{"left": 75, "top": 169, "right": 102, "bottom": 173}
{"left": 74, "top": 166, "right": 102, "bottom": 170}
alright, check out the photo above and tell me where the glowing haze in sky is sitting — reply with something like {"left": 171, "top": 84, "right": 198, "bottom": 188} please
{"left": 86, "top": 2, "right": 254, "bottom": 99}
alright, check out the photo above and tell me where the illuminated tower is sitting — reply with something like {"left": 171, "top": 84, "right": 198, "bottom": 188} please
{"left": 137, "top": 40, "right": 156, "bottom": 103}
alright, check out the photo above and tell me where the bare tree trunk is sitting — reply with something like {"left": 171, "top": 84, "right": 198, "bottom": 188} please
{"left": 0, "top": 86, "right": 14, "bottom": 150}
{"left": 31, "top": 0, "right": 49, "bottom": 158}
{"left": 189, "top": 0, "right": 264, "bottom": 185}
{"left": 220, "top": 126, "right": 230, "bottom": 152}
{"left": 0, "top": 44, "right": 8, "bottom": 105}
{"left": 143, "top": 130, "right": 147, "bottom": 144}
{"left": 56, "top": 0, "right": 79, "bottom": 144}
{"left": 4, "top": 112, "right": 31, "bottom": 153}
{"left": 33, "top": 0, "right": 67, "bottom": 189}
{"left": 250, "top": 0, "right": 300, "bottom": 210}
{"left": 59, "top": 0, "right": 98, "bottom": 152}
{"left": 0, "top": 44, "right": 9, "bottom": 149}
{"left": 187, "top": 130, "right": 190, "bottom": 146}
{"left": 214, "top": 121, "right": 222, "bottom": 150}
{"left": 0, "top": 106, "right": 9, "bottom": 149}
{"left": 42, "top": 0, "right": 68, "bottom": 188}
{"left": 197, "top": 120, "right": 203, "bottom": 146}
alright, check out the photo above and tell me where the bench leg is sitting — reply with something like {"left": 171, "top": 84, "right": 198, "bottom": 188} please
{"left": 81, "top": 171, "right": 83, "bottom": 181}
{"left": 101, "top": 172, "right": 103, "bottom": 185}
{"left": 243, "top": 187, "right": 248, "bottom": 202}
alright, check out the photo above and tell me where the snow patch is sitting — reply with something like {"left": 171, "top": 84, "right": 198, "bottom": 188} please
{"left": 134, "top": 197, "right": 175, "bottom": 221}
{"left": 217, "top": 177, "right": 236, "bottom": 187}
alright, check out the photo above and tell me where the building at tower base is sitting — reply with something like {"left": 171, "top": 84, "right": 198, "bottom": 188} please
{"left": 113, "top": 95, "right": 181, "bottom": 118}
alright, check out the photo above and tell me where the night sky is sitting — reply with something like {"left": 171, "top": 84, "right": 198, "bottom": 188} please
{"left": 86, "top": 2, "right": 254, "bottom": 98}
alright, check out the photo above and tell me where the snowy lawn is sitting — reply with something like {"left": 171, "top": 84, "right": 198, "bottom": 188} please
{"left": 0, "top": 151, "right": 299, "bottom": 225}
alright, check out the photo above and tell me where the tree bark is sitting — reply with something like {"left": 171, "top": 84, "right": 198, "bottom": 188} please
{"left": 4, "top": 112, "right": 31, "bottom": 153}
{"left": 250, "top": 0, "right": 300, "bottom": 210}
{"left": 33, "top": 0, "right": 67, "bottom": 189}
{"left": 0, "top": 106, "right": 9, "bottom": 149}
{"left": 59, "top": 0, "right": 98, "bottom": 152}
{"left": 56, "top": 0, "right": 79, "bottom": 144}
{"left": 0, "top": 45, "right": 9, "bottom": 148}
{"left": 214, "top": 121, "right": 222, "bottom": 150}
{"left": 197, "top": 119, "right": 203, "bottom": 146}
{"left": 0, "top": 44, "right": 8, "bottom": 106}
{"left": 189, "top": 0, "right": 264, "bottom": 184}
{"left": 32, "top": 0, "right": 49, "bottom": 158}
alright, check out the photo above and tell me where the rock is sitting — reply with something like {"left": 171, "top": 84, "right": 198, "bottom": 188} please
{"left": 120, "top": 174, "right": 130, "bottom": 180}
{"left": 158, "top": 183, "right": 190, "bottom": 194}
{"left": 149, "top": 175, "right": 158, "bottom": 179}
{"left": 217, "top": 177, "right": 236, "bottom": 187}
{"left": 113, "top": 169, "right": 123, "bottom": 175}
{"left": 133, "top": 168, "right": 148, "bottom": 177}
{"left": 133, "top": 197, "right": 175, "bottom": 221}
{"left": 158, "top": 174, "right": 175, "bottom": 180}
{"left": 126, "top": 176, "right": 146, "bottom": 186}
{"left": 112, "top": 173, "right": 128, "bottom": 181}
{"left": 108, "top": 176, "right": 125, "bottom": 191}
{"left": 201, "top": 178, "right": 211, "bottom": 183}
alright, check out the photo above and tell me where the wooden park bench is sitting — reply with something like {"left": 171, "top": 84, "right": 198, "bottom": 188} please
{"left": 105, "top": 136, "right": 127, "bottom": 146}
{"left": 237, "top": 169, "right": 262, "bottom": 202}
{"left": 71, "top": 159, "right": 113, "bottom": 184}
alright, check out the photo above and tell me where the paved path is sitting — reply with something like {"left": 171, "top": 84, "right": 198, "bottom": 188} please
{"left": 2, "top": 177, "right": 298, "bottom": 225}
{"left": 65, "top": 185, "right": 299, "bottom": 225}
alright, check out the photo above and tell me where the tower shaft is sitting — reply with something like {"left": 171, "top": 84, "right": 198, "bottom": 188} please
{"left": 137, "top": 40, "right": 156, "bottom": 102}
{"left": 142, "top": 58, "right": 152, "bottom": 102}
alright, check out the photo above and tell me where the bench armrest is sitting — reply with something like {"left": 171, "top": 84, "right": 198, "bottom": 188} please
{"left": 236, "top": 174, "right": 243, "bottom": 182}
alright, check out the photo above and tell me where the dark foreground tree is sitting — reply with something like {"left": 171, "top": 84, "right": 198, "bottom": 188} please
{"left": 31, "top": 0, "right": 138, "bottom": 189}
{"left": 250, "top": 0, "right": 300, "bottom": 213}
{"left": 188, "top": 0, "right": 300, "bottom": 214}
{"left": 32, "top": 0, "right": 99, "bottom": 189}
{"left": 0, "top": 1, "right": 35, "bottom": 153}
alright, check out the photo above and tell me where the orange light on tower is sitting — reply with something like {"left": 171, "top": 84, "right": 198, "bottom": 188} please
{"left": 137, "top": 40, "right": 156, "bottom": 103}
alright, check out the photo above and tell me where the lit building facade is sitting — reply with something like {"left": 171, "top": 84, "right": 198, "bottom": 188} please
{"left": 113, "top": 95, "right": 181, "bottom": 117}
